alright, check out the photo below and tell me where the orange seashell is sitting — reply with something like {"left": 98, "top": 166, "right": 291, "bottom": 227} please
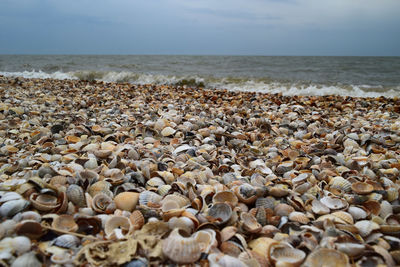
{"left": 65, "top": 135, "right": 81, "bottom": 143}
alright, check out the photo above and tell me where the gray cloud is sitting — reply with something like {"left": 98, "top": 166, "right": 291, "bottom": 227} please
{"left": 0, "top": 0, "right": 399, "bottom": 55}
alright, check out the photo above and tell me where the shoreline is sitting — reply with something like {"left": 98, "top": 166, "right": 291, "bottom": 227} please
{"left": 1, "top": 75, "right": 400, "bottom": 266}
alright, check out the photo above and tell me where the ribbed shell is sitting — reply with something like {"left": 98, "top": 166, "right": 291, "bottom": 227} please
{"left": 162, "top": 228, "right": 202, "bottom": 264}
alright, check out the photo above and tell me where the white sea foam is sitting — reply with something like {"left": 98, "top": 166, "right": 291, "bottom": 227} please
{"left": 1, "top": 70, "right": 398, "bottom": 98}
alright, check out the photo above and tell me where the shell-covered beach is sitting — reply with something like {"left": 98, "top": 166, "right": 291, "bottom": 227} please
{"left": 1, "top": 75, "right": 400, "bottom": 266}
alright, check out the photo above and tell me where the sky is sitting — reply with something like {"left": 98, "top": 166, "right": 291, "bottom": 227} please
{"left": 0, "top": 0, "right": 399, "bottom": 56}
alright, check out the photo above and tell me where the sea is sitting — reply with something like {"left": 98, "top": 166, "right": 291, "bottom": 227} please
{"left": 0, "top": 55, "right": 399, "bottom": 98}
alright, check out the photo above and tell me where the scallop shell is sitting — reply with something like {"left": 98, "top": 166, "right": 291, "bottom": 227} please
{"left": 270, "top": 244, "right": 306, "bottom": 267}
{"left": 162, "top": 228, "right": 202, "bottom": 264}
{"left": 130, "top": 210, "right": 145, "bottom": 230}
{"left": 146, "top": 177, "right": 165, "bottom": 188}
{"left": 320, "top": 196, "right": 348, "bottom": 210}
{"left": 303, "top": 248, "right": 350, "bottom": 267}
{"left": 88, "top": 181, "right": 111, "bottom": 197}
{"left": 332, "top": 211, "right": 354, "bottom": 224}
{"left": 52, "top": 234, "right": 80, "bottom": 248}
{"left": 158, "top": 185, "right": 172, "bottom": 196}
{"left": 288, "top": 211, "right": 310, "bottom": 224}
{"left": 104, "top": 216, "right": 132, "bottom": 240}
{"left": 114, "top": 192, "right": 139, "bottom": 212}
{"left": 379, "top": 200, "right": 393, "bottom": 219}
{"left": 329, "top": 176, "right": 352, "bottom": 192}
{"left": 66, "top": 184, "right": 86, "bottom": 207}
{"left": 241, "top": 212, "right": 262, "bottom": 233}
{"left": 139, "top": 191, "right": 163, "bottom": 207}
{"left": 52, "top": 215, "right": 78, "bottom": 232}
{"left": 351, "top": 182, "right": 374, "bottom": 195}
{"left": 208, "top": 203, "right": 233, "bottom": 225}
{"left": 162, "top": 193, "right": 190, "bottom": 208}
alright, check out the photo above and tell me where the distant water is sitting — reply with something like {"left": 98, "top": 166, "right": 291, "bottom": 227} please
{"left": 1, "top": 55, "right": 399, "bottom": 98}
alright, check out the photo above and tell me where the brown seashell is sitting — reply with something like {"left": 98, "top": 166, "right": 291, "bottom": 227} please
{"left": 351, "top": 182, "right": 374, "bottom": 195}
{"left": 130, "top": 210, "right": 145, "bottom": 230}
{"left": 270, "top": 244, "right": 306, "bottom": 267}
{"left": 220, "top": 226, "right": 238, "bottom": 242}
{"left": 248, "top": 237, "right": 279, "bottom": 264}
{"left": 303, "top": 248, "right": 350, "bottom": 267}
{"left": 268, "top": 184, "right": 290, "bottom": 197}
{"left": 88, "top": 181, "right": 111, "bottom": 197}
{"left": 220, "top": 241, "right": 242, "bottom": 257}
{"left": 213, "top": 190, "right": 239, "bottom": 207}
{"left": 163, "top": 193, "right": 190, "bottom": 208}
{"left": 332, "top": 211, "right": 354, "bottom": 225}
{"left": 274, "top": 203, "right": 295, "bottom": 217}
{"left": 93, "top": 149, "right": 112, "bottom": 159}
{"left": 162, "top": 228, "right": 202, "bottom": 264}
{"left": 233, "top": 184, "right": 259, "bottom": 205}
{"left": 241, "top": 212, "right": 262, "bottom": 233}
{"left": 29, "top": 192, "right": 60, "bottom": 212}
{"left": 91, "top": 193, "right": 115, "bottom": 214}
{"left": 363, "top": 200, "right": 381, "bottom": 216}
{"left": 15, "top": 220, "right": 44, "bottom": 239}
{"left": 114, "top": 192, "right": 139, "bottom": 212}
{"left": 52, "top": 215, "right": 78, "bottom": 233}
{"left": 289, "top": 211, "right": 310, "bottom": 224}
{"left": 65, "top": 135, "right": 81, "bottom": 143}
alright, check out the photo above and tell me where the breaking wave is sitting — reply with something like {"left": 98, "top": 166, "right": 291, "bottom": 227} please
{"left": 1, "top": 70, "right": 399, "bottom": 98}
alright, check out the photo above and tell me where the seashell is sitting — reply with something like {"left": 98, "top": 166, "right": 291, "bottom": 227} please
{"left": 255, "top": 197, "right": 275, "bottom": 209}
{"left": 220, "top": 241, "right": 242, "bottom": 257}
{"left": 0, "top": 199, "right": 29, "bottom": 218}
{"left": 84, "top": 158, "right": 98, "bottom": 169}
{"left": 11, "top": 252, "right": 42, "bottom": 267}
{"left": 386, "top": 187, "right": 399, "bottom": 202}
{"left": 114, "top": 192, "right": 139, "bottom": 212}
{"left": 11, "top": 236, "right": 31, "bottom": 255}
{"left": 320, "top": 196, "right": 347, "bottom": 210}
{"left": 162, "top": 193, "right": 190, "bottom": 208}
{"left": 13, "top": 211, "right": 41, "bottom": 222}
{"left": 88, "top": 180, "right": 111, "bottom": 197}
{"left": 213, "top": 190, "right": 239, "bottom": 207}
{"left": 162, "top": 228, "right": 202, "bottom": 264}
{"left": 104, "top": 216, "right": 132, "bottom": 239}
{"left": 130, "top": 210, "right": 145, "bottom": 230}
{"left": 221, "top": 226, "right": 238, "bottom": 242}
{"left": 208, "top": 253, "right": 247, "bottom": 267}
{"left": 329, "top": 176, "right": 352, "bottom": 192}
{"left": 336, "top": 243, "right": 365, "bottom": 258}
{"left": 194, "top": 229, "right": 217, "bottom": 254}
{"left": 268, "top": 184, "right": 290, "bottom": 197}
{"left": 161, "top": 126, "right": 176, "bottom": 137}
{"left": 168, "top": 216, "right": 195, "bottom": 234}
{"left": 124, "top": 258, "right": 148, "bottom": 267}
{"left": 92, "top": 193, "right": 115, "bottom": 214}
{"left": 146, "top": 177, "right": 165, "bottom": 188}
{"left": 77, "top": 169, "right": 99, "bottom": 185}
{"left": 139, "top": 191, "right": 163, "bottom": 207}
{"left": 332, "top": 211, "right": 354, "bottom": 224}
{"left": 52, "top": 234, "right": 80, "bottom": 248}
{"left": 52, "top": 215, "right": 78, "bottom": 232}
{"left": 354, "top": 220, "right": 380, "bottom": 237}
{"left": 234, "top": 184, "right": 259, "bottom": 205}
{"left": 348, "top": 206, "right": 368, "bottom": 220}
{"left": 303, "top": 248, "right": 350, "bottom": 267}
{"left": 65, "top": 135, "right": 81, "bottom": 143}
{"left": 94, "top": 149, "right": 112, "bottom": 159}
{"left": 66, "top": 184, "right": 86, "bottom": 207}
{"left": 156, "top": 171, "right": 175, "bottom": 184}
{"left": 0, "top": 192, "right": 22, "bottom": 203}
{"left": 15, "top": 220, "right": 44, "bottom": 240}
{"left": 351, "top": 182, "right": 374, "bottom": 195}
{"left": 50, "top": 252, "right": 73, "bottom": 265}
{"left": 380, "top": 224, "right": 400, "bottom": 234}
{"left": 311, "top": 199, "right": 330, "bottom": 215}
{"left": 158, "top": 184, "right": 172, "bottom": 196}
{"left": 380, "top": 200, "right": 393, "bottom": 219}
{"left": 248, "top": 237, "right": 279, "bottom": 263}
{"left": 289, "top": 211, "right": 310, "bottom": 224}
{"left": 241, "top": 212, "right": 262, "bottom": 233}
{"left": 362, "top": 200, "right": 381, "bottom": 216}
{"left": 270, "top": 244, "right": 306, "bottom": 267}
{"left": 274, "top": 203, "right": 295, "bottom": 217}
{"left": 208, "top": 203, "right": 233, "bottom": 225}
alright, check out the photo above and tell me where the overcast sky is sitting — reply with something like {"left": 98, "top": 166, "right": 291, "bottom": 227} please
{"left": 1, "top": 0, "right": 399, "bottom": 55}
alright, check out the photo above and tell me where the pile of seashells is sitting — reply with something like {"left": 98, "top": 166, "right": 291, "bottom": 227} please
{"left": 0, "top": 75, "right": 400, "bottom": 266}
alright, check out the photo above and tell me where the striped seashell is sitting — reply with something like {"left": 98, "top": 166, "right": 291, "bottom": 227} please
{"left": 162, "top": 228, "right": 202, "bottom": 264}
{"left": 66, "top": 184, "right": 86, "bottom": 207}
{"left": 329, "top": 176, "right": 352, "bottom": 192}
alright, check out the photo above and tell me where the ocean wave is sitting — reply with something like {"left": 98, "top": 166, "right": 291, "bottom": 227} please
{"left": 0, "top": 70, "right": 398, "bottom": 98}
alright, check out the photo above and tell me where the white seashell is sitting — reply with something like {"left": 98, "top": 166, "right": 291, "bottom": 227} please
{"left": 52, "top": 234, "right": 80, "bottom": 248}
{"left": 168, "top": 217, "right": 195, "bottom": 234}
{"left": 161, "top": 126, "right": 176, "bottom": 137}
{"left": 348, "top": 206, "right": 368, "bottom": 220}
{"left": 0, "top": 192, "right": 22, "bottom": 203}
{"left": 208, "top": 253, "right": 247, "bottom": 267}
{"left": 11, "top": 236, "right": 31, "bottom": 255}
{"left": 12, "top": 211, "right": 41, "bottom": 222}
{"left": 336, "top": 243, "right": 365, "bottom": 257}
{"left": 320, "top": 196, "right": 347, "bottom": 210}
{"left": 84, "top": 158, "right": 98, "bottom": 169}
{"left": 194, "top": 229, "right": 217, "bottom": 253}
{"left": 1, "top": 219, "right": 17, "bottom": 236}
{"left": 311, "top": 199, "right": 330, "bottom": 215}
{"left": 380, "top": 200, "right": 393, "bottom": 219}
{"left": 162, "top": 228, "right": 202, "bottom": 264}
{"left": 354, "top": 220, "right": 380, "bottom": 237}
{"left": 0, "top": 199, "right": 29, "bottom": 218}
{"left": 11, "top": 252, "right": 41, "bottom": 267}
{"left": 173, "top": 144, "right": 194, "bottom": 155}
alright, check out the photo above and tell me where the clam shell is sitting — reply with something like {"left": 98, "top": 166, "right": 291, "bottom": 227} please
{"left": 241, "top": 212, "right": 262, "bottom": 233}
{"left": 288, "top": 211, "right": 310, "bottom": 224}
{"left": 270, "top": 245, "right": 306, "bottom": 266}
{"left": 332, "top": 211, "right": 354, "bottom": 224}
{"left": 130, "top": 210, "right": 145, "bottom": 230}
{"left": 311, "top": 199, "right": 330, "bottom": 215}
{"left": 354, "top": 220, "right": 380, "bottom": 237}
{"left": 11, "top": 252, "right": 42, "bottom": 267}
{"left": 348, "top": 206, "right": 368, "bottom": 220}
{"left": 274, "top": 203, "right": 295, "bottom": 217}
{"left": 77, "top": 169, "right": 99, "bottom": 184}
{"left": 168, "top": 216, "right": 195, "bottom": 234}
{"left": 161, "top": 126, "right": 176, "bottom": 137}
{"left": 329, "top": 176, "right": 352, "bottom": 192}
{"left": 88, "top": 180, "right": 111, "bottom": 197}
{"left": 52, "top": 215, "right": 78, "bottom": 232}
{"left": 303, "top": 248, "right": 350, "bottom": 267}
{"left": 162, "top": 193, "right": 190, "bottom": 208}
{"left": 52, "top": 234, "right": 80, "bottom": 248}
{"left": 139, "top": 191, "right": 163, "bottom": 207}
{"left": 208, "top": 203, "right": 233, "bottom": 225}
{"left": 15, "top": 220, "right": 44, "bottom": 240}
{"left": 162, "top": 228, "right": 202, "bottom": 264}
{"left": 220, "top": 241, "right": 242, "bottom": 257}
{"left": 336, "top": 243, "right": 365, "bottom": 258}
{"left": 213, "top": 191, "right": 238, "bottom": 207}
{"left": 351, "top": 182, "right": 374, "bottom": 195}
{"left": 0, "top": 199, "right": 29, "bottom": 218}
{"left": 114, "top": 192, "right": 139, "bottom": 212}
{"left": 320, "top": 196, "right": 347, "bottom": 210}
{"left": 363, "top": 200, "right": 381, "bottom": 216}
{"left": 234, "top": 184, "right": 258, "bottom": 205}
